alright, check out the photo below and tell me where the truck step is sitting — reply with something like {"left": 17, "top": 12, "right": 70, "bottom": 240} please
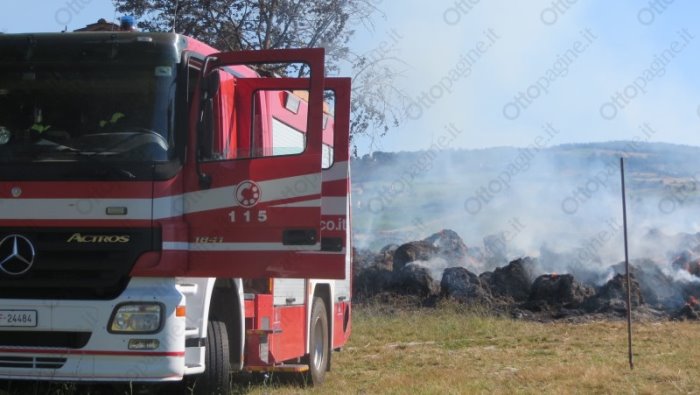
{"left": 176, "top": 283, "right": 198, "bottom": 295}
{"left": 184, "top": 364, "right": 205, "bottom": 375}
{"left": 246, "top": 328, "right": 282, "bottom": 335}
{"left": 245, "top": 364, "right": 309, "bottom": 373}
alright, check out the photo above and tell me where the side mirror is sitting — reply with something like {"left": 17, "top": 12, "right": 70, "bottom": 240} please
{"left": 195, "top": 98, "right": 214, "bottom": 190}
{"left": 195, "top": 71, "right": 220, "bottom": 189}
{"left": 198, "top": 98, "right": 214, "bottom": 161}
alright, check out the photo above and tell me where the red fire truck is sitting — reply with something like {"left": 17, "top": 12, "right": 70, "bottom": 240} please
{"left": 0, "top": 31, "right": 351, "bottom": 394}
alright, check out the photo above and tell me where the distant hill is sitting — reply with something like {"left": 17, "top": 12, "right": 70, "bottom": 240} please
{"left": 352, "top": 141, "right": 700, "bottom": 183}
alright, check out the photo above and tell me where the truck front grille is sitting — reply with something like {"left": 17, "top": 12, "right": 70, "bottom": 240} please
{"left": 0, "top": 356, "right": 67, "bottom": 369}
{"left": 0, "top": 331, "right": 91, "bottom": 349}
{"left": 0, "top": 227, "right": 159, "bottom": 300}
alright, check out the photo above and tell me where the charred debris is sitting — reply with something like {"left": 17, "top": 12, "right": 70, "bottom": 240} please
{"left": 353, "top": 229, "right": 700, "bottom": 322}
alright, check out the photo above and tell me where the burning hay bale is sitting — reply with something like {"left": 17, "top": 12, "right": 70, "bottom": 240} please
{"left": 353, "top": 247, "right": 394, "bottom": 298}
{"left": 440, "top": 267, "right": 492, "bottom": 305}
{"left": 482, "top": 257, "right": 536, "bottom": 302}
{"left": 538, "top": 244, "right": 610, "bottom": 286}
{"left": 393, "top": 229, "right": 471, "bottom": 272}
{"left": 393, "top": 262, "right": 441, "bottom": 298}
{"left": 353, "top": 248, "right": 377, "bottom": 271}
{"left": 527, "top": 274, "right": 595, "bottom": 309}
{"left": 393, "top": 241, "right": 438, "bottom": 272}
{"left": 613, "top": 260, "right": 683, "bottom": 309}
{"left": 672, "top": 250, "right": 700, "bottom": 277}
{"left": 354, "top": 228, "right": 700, "bottom": 320}
{"left": 673, "top": 296, "right": 700, "bottom": 320}
{"left": 354, "top": 237, "right": 446, "bottom": 299}
{"left": 584, "top": 273, "right": 644, "bottom": 314}
{"left": 375, "top": 244, "right": 399, "bottom": 271}
{"left": 425, "top": 229, "right": 469, "bottom": 264}
{"left": 354, "top": 266, "right": 394, "bottom": 297}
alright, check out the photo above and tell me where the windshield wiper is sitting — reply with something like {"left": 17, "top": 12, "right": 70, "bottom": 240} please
{"left": 81, "top": 129, "right": 168, "bottom": 158}
{"left": 88, "top": 165, "right": 136, "bottom": 180}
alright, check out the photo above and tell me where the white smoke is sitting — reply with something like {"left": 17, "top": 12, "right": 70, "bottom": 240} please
{"left": 352, "top": 141, "right": 700, "bottom": 295}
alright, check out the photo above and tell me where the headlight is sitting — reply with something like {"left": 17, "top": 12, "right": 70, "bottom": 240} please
{"left": 109, "top": 303, "right": 163, "bottom": 334}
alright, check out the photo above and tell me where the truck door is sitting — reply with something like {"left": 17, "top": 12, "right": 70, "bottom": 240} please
{"left": 317, "top": 78, "right": 352, "bottom": 282}
{"left": 181, "top": 48, "right": 344, "bottom": 279}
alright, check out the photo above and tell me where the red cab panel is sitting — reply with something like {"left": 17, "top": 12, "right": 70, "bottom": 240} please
{"left": 177, "top": 48, "right": 347, "bottom": 278}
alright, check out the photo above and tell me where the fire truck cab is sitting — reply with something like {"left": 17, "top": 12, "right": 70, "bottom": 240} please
{"left": 0, "top": 31, "right": 351, "bottom": 393}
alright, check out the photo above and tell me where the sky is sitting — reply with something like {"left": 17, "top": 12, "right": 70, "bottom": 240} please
{"left": 1, "top": 0, "right": 699, "bottom": 155}
{"left": 347, "top": 0, "right": 700, "bottom": 154}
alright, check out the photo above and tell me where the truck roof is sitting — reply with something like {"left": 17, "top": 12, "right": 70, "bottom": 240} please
{"left": 0, "top": 31, "right": 259, "bottom": 78}
{"left": 0, "top": 32, "right": 186, "bottom": 64}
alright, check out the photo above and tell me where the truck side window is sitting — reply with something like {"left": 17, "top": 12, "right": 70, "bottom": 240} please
{"left": 199, "top": 76, "right": 330, "bottom": 162}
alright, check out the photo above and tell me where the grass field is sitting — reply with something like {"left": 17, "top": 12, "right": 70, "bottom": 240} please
{"left": 3, "top": 302, "right": 699, "bottom": 394}
{"left": 247, "top": 301, "right": 700, "bottom": 395}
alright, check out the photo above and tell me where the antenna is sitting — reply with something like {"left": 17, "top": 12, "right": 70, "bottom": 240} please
{"left": 620, "top": 157, "right": 634, "bottom": 370}
{"left": 172, "top": 0, "right": 180, "bottom": 33}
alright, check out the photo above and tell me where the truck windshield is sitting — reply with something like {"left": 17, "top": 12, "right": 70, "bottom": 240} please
{"left": 0, "top": 62, "right": 176, "bottom": 163}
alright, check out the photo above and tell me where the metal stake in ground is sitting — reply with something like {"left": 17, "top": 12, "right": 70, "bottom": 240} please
{"left": 620, "top": 157, "right": 633, "bottom": 370}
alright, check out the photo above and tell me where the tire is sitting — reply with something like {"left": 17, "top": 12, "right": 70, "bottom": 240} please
{"left": 193, "top": 320, "right": 231, "bottom": 395}
{"left": 304, "top": 297, "right": 329, "bottom": 386}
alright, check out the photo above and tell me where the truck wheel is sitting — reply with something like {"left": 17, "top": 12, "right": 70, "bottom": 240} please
{"left": 194, "top": 320, "right": 231, "bottom": 395}
{"left": 304, "top": 297, "right": 329, "bottom": 385}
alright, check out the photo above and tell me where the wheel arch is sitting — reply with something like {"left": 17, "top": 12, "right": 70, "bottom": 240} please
{"left": 308, "top": 282, "right": 332, "bottom": 371}
{"left": 208, "top": 278, "right": 245, "bottom": 371}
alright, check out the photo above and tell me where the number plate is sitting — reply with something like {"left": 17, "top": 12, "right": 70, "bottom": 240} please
{"left": 0, "top": 310, "right": 37, "bottom": 327}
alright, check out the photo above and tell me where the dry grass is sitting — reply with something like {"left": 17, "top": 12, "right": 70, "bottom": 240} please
{"left": 252, "top": 302, "right": 700, "bottom": 395}
{"left": 3, "top": 302, "right": 700, "bottom": 394}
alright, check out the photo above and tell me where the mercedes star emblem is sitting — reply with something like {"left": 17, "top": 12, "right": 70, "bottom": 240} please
{"left": 0, "top": 235, "right": 36, "bottom": 276}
